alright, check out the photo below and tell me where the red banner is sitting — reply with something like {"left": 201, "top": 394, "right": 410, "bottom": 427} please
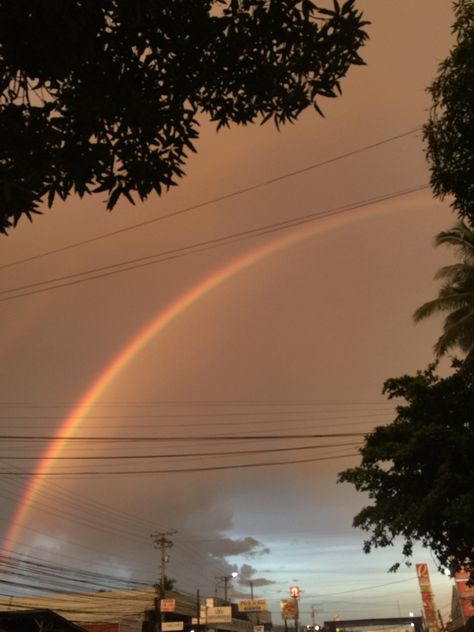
{"left": 416, "top": 564, "right": 439, "bottom": 632}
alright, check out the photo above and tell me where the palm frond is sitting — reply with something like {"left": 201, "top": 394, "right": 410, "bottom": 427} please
{"left": 435, "top": 263, "right": 474, "bottom": 281}
{"left": 414, "top": 292, "right": 474, "bottom": 321}
{"left": 436, "top": 222, "right": 474, "bottom": 262}
{"left": 435, "top": 310, "right": 474, "bottom": 356}
{"left": 415, "top": 221, "right": 474, "bottom": 357}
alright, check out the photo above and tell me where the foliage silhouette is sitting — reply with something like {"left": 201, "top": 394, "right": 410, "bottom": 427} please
{"left": 339, "top": 360, "right": 474, "bottom": 580}
{"left": 0, "top": 0, "right": 368, "bottom": 233}
{"left": 424, "top": 0, "right": 474, "bottom": 221}
{"left": 154, "top": 575, "right": 176, "bottom": 593}
{"left": 414, "top": 221, "right": 474, "bottom": 361}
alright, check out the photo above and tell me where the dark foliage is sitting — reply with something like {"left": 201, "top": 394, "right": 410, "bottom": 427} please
{"left": 414, "top": 221, "right": 474, "bottom": 360}
{"left": 338, "top": 360, "right": 474, "bottom": 580}
{"left": 154, "top": 575, "right": 176, "bottom": 593}
{"left": 424, "top": 0, "right": 474, "bottom": 222}
{"left": 0, "top": 0, "right": 368, "bottom": 233}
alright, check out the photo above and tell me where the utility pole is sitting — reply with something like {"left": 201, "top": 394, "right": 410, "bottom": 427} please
{"left": 151, "top": 529, "right": 177, "bottom": 632}
{"left": 224, "top": 576, "right": 229, "bottom": 603}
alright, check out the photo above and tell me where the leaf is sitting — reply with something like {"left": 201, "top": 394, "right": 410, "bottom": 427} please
{"left": 106, "top": 186, "right": 122, "bottom": 210}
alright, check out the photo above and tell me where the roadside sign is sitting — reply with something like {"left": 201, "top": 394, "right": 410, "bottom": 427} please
{"left": 281, "top": 599, "right": 298, "bottom": 620}
{"left": 160, "top": 599, "right": 176, "bottom": 612}
{"left": 206, "top": 606, "right": 232, "bottom": 624}
{"left": 162, "top": 623, "right": 183, "bottom": 631}
{"left": 238, "top": 599, "right": 268, "bottom": 613}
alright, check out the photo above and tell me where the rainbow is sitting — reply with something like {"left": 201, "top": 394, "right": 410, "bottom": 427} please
{"left": 2, "top": 187, "right": 431, "bottom": 553}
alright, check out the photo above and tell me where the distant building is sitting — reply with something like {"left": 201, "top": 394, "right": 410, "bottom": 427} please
{"left": 0, "top": 589, "right": 260, "bottom": 632}
{"left": 447, "top": 570, "right": 474, "bottom": 632}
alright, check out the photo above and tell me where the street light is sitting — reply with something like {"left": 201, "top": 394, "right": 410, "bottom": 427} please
{"left": 215, "top": 572, "right": 238, "bottom": 602}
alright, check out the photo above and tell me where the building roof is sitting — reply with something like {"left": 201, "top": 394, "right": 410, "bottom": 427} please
{"left": 0, "top": 589, "right": 256, "bottom": 632}
{"left": 0, "top": 588, "right": 157, "bottom": 624}
{"left": 0, "top": 608, "right": 87, "bottom": 631}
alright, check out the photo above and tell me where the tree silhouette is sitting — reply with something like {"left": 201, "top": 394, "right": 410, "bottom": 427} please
{"left": 154, "top": 575, "right": 176, "bottom": 593}
{"left": 339, "top": 360, "right": 474, "bottom": 580}
{"left": 414, "top": 221, "right": 474, "bottom": 361}
{"left": 0, "top": 0, "right": 368, "bottom": 233}
{"left": 424, "top": 0, "right": 474, "bottom": 221}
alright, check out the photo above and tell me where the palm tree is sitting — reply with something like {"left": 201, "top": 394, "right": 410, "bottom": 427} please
{"left": 154, "top": 575, "right": 176, "bottom": 593}
{"left": 414, "top": 221, "right": 474, "bottom": 359}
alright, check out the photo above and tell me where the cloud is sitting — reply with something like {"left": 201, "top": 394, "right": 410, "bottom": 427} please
{"left": 237, "top": 563, "right": 276, "bottom": 588}
{"left": 207, "top": 537, "right": 270, "bottom": 558}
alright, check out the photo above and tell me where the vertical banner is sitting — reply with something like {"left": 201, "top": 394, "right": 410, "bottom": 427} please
{"left": 455, "top": 569, "right": 474, "bottom": 622}
{"left": 416, "top": 563, "right": 439, "bottom": 632}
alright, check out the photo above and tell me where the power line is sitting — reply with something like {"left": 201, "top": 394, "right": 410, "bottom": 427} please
{"left": 0, "top": 183, "right": 429, "bottom": 303}
{"left": 0, "top": 452, "right": 358, "bottom": 476}
{"left": 0, "top": 410, "right": 392, "bottom": 420}
{"left": 0, "top": 441, "right": 360, "bottom": 460}
{"left": 0, "top": 127, "right": 422, "bottom": 271}
{"left": 0, "top": 398, "right": 395, "bottom": 407}
{"left": 0, "top": 432, "right": 365, "bottom": 441}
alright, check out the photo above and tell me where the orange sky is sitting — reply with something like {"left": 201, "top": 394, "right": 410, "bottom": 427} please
{"left": 0, "top": 0, "right": 460, "bottom": 625}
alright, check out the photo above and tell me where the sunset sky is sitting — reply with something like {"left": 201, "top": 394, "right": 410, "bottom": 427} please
{"left": 0, "top": 1, "right": 461, "bottom": 626}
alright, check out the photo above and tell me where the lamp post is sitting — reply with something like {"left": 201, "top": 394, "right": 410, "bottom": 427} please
{"left": 215, "top": 572, "right": 238, "bottom": 602}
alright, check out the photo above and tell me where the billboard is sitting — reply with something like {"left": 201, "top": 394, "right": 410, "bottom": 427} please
{"left": 162, "top": 623, "right": 184, "bottom": 631}
{"left": 281, "top": 599, "right": 298, "bottom": 620}
{"left": 204, "top": 606, "right": 232, "bottom": 623}
{"left": 238, "top": 599, "right": 268, "bottom": 612}
{"left": 416, "top": 563, "right": 439, "bottom": 632}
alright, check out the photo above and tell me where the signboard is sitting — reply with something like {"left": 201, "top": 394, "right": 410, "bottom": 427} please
{"left": 162, "top": 623, "right": 183, "bottom": 631}
{"left": 160, "top": 599, "right": 176, "bottom": 612}
{"left": 206, "top": 606, "right": 232, "bottom": 624}
{"left": 290, "top": 586, "right": 300, "bottom": 599}
{"left": 416, "top": 564, "right": 439, "bottom": 632}
{"left": 281, "top": 599, "right": 298, "bottom": 620}
{"left": 238, "top": 599, "right": 268, "bottom": 612}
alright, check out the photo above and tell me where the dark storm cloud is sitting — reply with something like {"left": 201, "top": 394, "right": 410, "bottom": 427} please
{"left": 238, "top": 563, "right": 276, "bottom": 587}
{"left": 207, "top": 537, "right": 270, "bottom": 558}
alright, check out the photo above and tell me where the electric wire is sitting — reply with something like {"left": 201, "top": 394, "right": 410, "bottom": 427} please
{"left": 0, "top": 451, "right": 358, "bottom": 476}
{"left": 0, "top": 431, "right": 365, "bottom": 441}
{"left": 0, "top": 441, "right": 361, "bottom": 461}
{"left": 0, "top": 183, "right": 429, "bottom": 303}
{"left": 0, "top": 398, "right": 397, "bottom": 407}
{"left": 0, "top": 126, "right": 422, "bottom": 272}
